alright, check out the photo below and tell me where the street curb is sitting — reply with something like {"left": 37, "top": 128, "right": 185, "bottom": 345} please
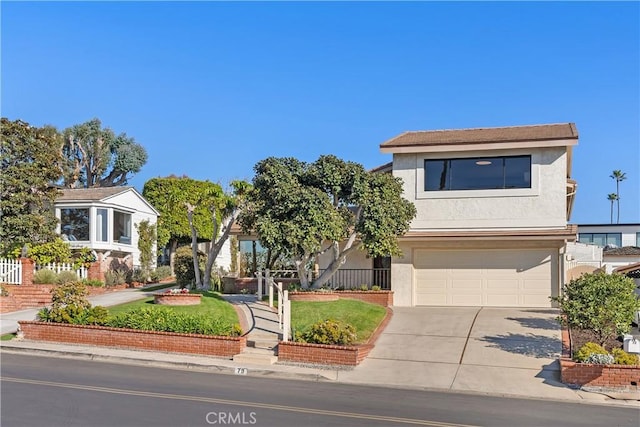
{"left": 0, "top": 345, "right": 336, "bottom": 383}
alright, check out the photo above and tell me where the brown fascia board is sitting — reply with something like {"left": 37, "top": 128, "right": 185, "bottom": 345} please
{"left": 380, "top": 123, "right": 579, "bottom": 153}
{"left": 614, "top": 261, "right": 640, "bottom": 275}
{"left": 398, "top": 225, "right": 578, "bottom": 242}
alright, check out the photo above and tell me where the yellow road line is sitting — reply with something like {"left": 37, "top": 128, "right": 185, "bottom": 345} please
{"left": 2, "top": 376, "right": 478, "bottom": 427}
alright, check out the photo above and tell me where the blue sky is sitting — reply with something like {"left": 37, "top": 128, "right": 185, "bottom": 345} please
{"left": 2, "top": 1, "right": 638, "bottom": 224}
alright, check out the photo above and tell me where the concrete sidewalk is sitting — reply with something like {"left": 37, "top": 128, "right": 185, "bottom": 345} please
{"left": 0, "top": 287, "right": 167, "bottom": 335}
{"left": 1, "top": 298, "right": 639, "bottom": 408}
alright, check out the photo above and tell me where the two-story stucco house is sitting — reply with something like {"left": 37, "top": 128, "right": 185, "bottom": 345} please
{"left": 54, "top": 187, "right": 159, "bottom": 269}
{"left": 339, "top": 123, "right": 579, "bottom": 308}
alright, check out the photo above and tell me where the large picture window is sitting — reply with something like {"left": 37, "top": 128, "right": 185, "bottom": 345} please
{"left": 60, "top": 208, "right": 90, "bottom": 241}
{"left": 578, "top": 233, "right": 622, "bottom": 248}
{"left": 425, "top": 155, "right": 531, "bottom": 191}
{"left": 113, "top": 211, "right": 132, "bottom": 244}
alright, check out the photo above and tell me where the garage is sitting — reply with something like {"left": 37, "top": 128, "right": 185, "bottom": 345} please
{"left": 414, "top": 249, "right": 556, "bottom": 307}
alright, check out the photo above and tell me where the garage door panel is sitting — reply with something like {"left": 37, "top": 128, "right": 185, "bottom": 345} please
{"left": 415, "top": 249, "right": 554, "bottom": 307}
{"left": 451, "top": 294, "right": 483, "bottom": 306}
{"left": 486, "top": 294, "right": 520, "bottom": 306}
{"left": 451, "top": 279, "right": 482, "bottom": 290}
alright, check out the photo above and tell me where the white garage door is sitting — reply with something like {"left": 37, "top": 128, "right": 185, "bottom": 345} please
{"left": 415, "top": 249, "right": 554, "bottom": 307}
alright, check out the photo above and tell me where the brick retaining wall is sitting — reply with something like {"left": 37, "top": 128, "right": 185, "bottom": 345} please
{"left": 288, "top": 291, "right": 393, "bottom": 307}
{"left": 153, "top": 293, "right": 202, "bottom": 306}
{"left": 278, "top": 306, "right": 393, "bottom": 366}
{"left": 559, "top": 325, "right": 640, "bottom": 391}
{"left": 19, "top": 321, "right": 246, "bottom": 358}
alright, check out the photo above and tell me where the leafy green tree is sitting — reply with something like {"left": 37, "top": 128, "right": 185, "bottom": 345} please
{"left": 143, "top": 176, "right": 249, "bottom": 289}
{"left": 609, "top": 170, "right": 627, "bottom": 224}
{"left": 0, "top": 118, "right": 63, "bottom": 254}
{"left": 143, "top": 176, "right": 219, "bottom": 271}
{"left": 240, "top": 155, "right": 416, "bottom": 289}
{"left": 62, "top": 118, "right": 147, "bottom": 188}
{"left": 135, "top": 219, "right": 157, "bottom": 281}
{"left": 552, "top": 272, "right": 639, "bottom": 346}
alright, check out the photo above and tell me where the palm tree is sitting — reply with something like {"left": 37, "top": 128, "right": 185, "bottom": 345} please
{"left": 607, "top": 193, "right": 618, "bottom": 224}
{"left": 610, "top": 170, "right": 627, "bottom": 223}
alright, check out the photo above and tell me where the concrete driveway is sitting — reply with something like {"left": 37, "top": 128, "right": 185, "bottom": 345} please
{"left": 338, "top": 306, "right": 581, "bottom": 400}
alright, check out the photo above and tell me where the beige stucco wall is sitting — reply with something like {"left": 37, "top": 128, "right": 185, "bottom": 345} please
{"left": 393, "top": 147, "right": 568, "bottom": 230}
{"left": 316, "top": 245, "right": 372, "bottom": 271}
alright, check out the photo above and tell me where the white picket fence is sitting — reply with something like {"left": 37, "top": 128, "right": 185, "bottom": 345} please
{"left": 36, "top": 262, "right": 88, "bottom": 280}
{"left": 0, "top": 258, "right": 22, "bottom": 285}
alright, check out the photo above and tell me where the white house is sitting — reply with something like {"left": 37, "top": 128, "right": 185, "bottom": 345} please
{"left": 335, "top": 123, "right": 579, "bottom": 308}
{"left": 54, "top": 187, "right": 159, "bottom": 269}
{"left": 570, "top": 223, "right": 640, "bottom": 273}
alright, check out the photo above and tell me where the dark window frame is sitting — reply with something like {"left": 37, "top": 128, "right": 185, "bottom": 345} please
{"left": 424, "top": 155, "right": 532, "bottom": 191}
{"left": 578, "top": 233, "right": 622, "bottom": 247}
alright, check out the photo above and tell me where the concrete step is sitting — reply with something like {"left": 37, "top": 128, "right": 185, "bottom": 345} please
{"left": 247, "top": 339, "right": 280, "bottom": 350}
{"left": 233, "top": 347, "right": 278, "bottom": 365}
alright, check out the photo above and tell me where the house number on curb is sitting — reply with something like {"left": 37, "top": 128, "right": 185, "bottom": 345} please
{"left": 235, "top": 367, "right": 248, "bottom": 375}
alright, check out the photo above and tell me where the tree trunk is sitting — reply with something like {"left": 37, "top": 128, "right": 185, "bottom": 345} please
{"left": 203, "top": 209, "right": 240, "bottom": 291}
{"left": 312, "top": 239, "right": 361, "bottom": 289}
{"left": 295, "top": 258, "right": 310, "bottom": 289}
{"left": 186, "top": 203, "right": 201, "bottom": 288}
{"left": 610, "top": 200, "right": 614, "bottom": 224}
{"left": 616, "top": 180, "right": 620, "bottom": 224}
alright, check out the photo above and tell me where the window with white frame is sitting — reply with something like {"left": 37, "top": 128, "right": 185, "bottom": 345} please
{"left": 113, "top": 211, "right": 132, "bottom": 244}
{"left": 60, "top": 208, "right": 90, "bottom": 241}
{"left": 96, "top": 208, "right": 108, "bottom": 242}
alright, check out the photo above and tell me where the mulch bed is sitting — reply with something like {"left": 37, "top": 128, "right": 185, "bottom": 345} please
{"left": 569, "top": 328, "right": 623, "bottom": 355}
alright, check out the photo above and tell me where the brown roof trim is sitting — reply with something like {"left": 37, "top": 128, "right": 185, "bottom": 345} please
{"left": 369, "top": 162, "right": 393, "bottom": 174}
{"left": 399, "top": 225, "right": 578, "bottom": 242}
{"left": 614, "top": 261, "right": 640, "bottom": 276}
{"left": 380, "top": 123, "right": 578, "bottom": 150}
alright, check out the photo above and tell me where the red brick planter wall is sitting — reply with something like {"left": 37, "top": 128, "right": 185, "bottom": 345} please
{"left": 18, "top": 321, "right": 246, "bottom": 358}
{"left": 278, "top": 307, "right": 393, "bottom": 366}
{"left": 278, "top": 341, "right": 373, "bottom": 365}
{"left": 560, "top": 359, "right": 640, "bottom": 390}
{"left": 0, "top": 284, "right": 126, "bottom": 313}
{"left": 288, "top": 293, "right": 339, "bottom": 302}
{"left": 154, "top": 294, "right": 202, "bottom": 306}
{"left": 559, "top": 325, "right": 640, "bottom": 391}
{"left": 288, "top": 291, "right": 393, "bottom": 307}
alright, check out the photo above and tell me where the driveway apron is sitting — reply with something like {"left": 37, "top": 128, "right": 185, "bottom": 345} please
{"left": 338, "top": 306, "right": 579, "bottom": 400}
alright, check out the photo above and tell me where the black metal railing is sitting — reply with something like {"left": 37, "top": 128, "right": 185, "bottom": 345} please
{"left": 318, "top": 268, "right": 391, "bottom": 290}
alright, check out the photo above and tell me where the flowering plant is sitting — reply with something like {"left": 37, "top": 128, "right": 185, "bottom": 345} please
{"left": 164, "top": 288, "right": 190, "bottom": 295}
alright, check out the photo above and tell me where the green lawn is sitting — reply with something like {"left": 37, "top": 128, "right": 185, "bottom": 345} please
{"left": 291, "top": 299, "right": 386, "bottom": 343}
{"left": 138, "top": 282, "right": 177, "bottom": 292}
{"left": 1, "top": 333, "right": 16, "bottom": 341}
{"left": 106, "top": 291, "right": 239, "bottom": 326}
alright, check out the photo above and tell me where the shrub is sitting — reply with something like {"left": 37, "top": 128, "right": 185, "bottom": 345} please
{"left": 371, "top": 285, "right": 381, "bottom": 291}
{"left": 573, "top": 342, "right": 609, "bottom": 363}
{"left": 552, "top": 272, "right": 639, "bottom": 345}
{"left": 359, "top": 284, "right": 369, "bottom": 291}
{"left": 297, "top": 319, "right": 357, "bottom": 345}
{"left": 612, "top": 348, "right": 640, "bottom": 365}
{"left": 33, "top": 269, "right": 58, "bottom": 284}
{"left": 82, "top": 278, "right": 105, "bottom": 287}
{"left": 107, "top": 307, "right": 241, "bottom": 336}
{"left": 174, "top": 246, "right": 206, "bottom": 287}
{"left": 104, "top": 270, "right": 128, "bottom": 286}
{"left": 37, "top": 282, "right": 109, "bottom": 326}
{"left": 55, "top": 270, "right": 79, "bottom": 285}
{"left": 153, "top": 266, "right": 173, "bottom": 281}
{"left": 0, "top": 285, "right": 9, "bottom": 297}
{"left": 585, "top": 353, "right": 614, "bottom": 365}
{"left": 130, "top": 268, "right": 147, "bottom": 284}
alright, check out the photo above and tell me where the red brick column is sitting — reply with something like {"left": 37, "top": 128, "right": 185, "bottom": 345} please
{"left": 88, "top": 259, "right": 105, "bottom": 282}
{"left": 20, "top": 257, "right": 35, "bottom": 285}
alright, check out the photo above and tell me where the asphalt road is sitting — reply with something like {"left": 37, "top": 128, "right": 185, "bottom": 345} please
{"left": 1, "top": 353, "right": 638, "bottom": 427}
